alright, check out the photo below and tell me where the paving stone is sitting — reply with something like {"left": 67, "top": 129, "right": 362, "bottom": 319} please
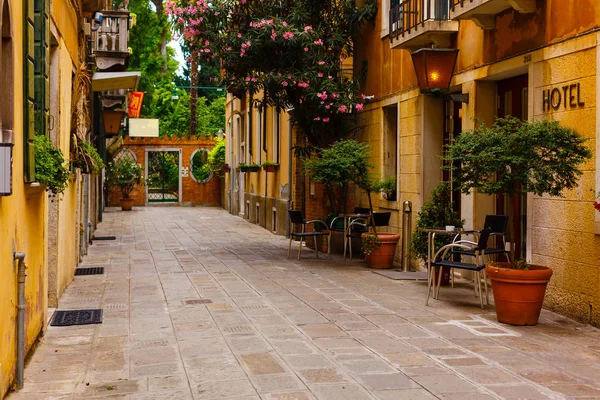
{"left": 298, "top": 368, "right": 349, "bottom": 383}
{"left": 373, "top": 389, "right": 437, "bottom": 400}
{"left": 238, "top": 353, "right": 286, "bottom": 375}
{"left": 193, "top": 379, "right": 257, "bottom": 398}
{"left": 250, "top": 373, "right": 304, "bottom": 392}
{"left": 310, "top": 384, "right": 374, "bottom": 400}
{"left": 485, "top": 384, "right": 555, "bottom": 399}
{"left": 264, "top": 391, "right": 315, "bottom": 400}
{"left": 412, "top": 374, "right": 480, "bottom": 394}
{"left": 354, "top": 373, "right": 419, "bottom": 390}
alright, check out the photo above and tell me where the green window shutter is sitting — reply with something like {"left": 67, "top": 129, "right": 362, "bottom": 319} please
{"left": 23, "top": 0, "right": 35, "bottom": 182}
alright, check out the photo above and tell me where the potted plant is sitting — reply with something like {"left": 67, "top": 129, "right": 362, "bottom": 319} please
{"left": 411, "top": 182, "right": 464, "bottom": 283}
{"left": 379, "top": 175, "right": 397, "bottom": 201}
{"left": 262, "top": 160, "right": 279, "bottom": 172}
{"left": 445, "top": 117, "right": 591, "bottom": 325}
{"left": 34, "top": 134, "right": 71, "bottom": 196}
{"left": 105, "top": 157, "right": 145, "bottom": 211}
{"left": 339, "top": 140, "right": 400, "bottom": 268}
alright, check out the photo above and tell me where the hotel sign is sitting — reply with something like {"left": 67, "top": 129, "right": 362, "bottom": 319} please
{"left": 542, "top": 83, "right": 584, "bottom": 112}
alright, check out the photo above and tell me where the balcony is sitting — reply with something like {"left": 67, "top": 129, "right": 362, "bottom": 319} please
{"left": 449, "top": 0, "right": 536, "bottom": 29}
{"left": 390, "top": 0, "right": 459, "bottom": 51}
{"left": 91, "top": 10, "right": 131, "bottom": 71}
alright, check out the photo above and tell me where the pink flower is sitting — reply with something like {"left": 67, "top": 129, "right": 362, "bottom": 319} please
{"left": 282, "top": 81, "right": 288, "bottom": 86}
{"left": 304, "top": 26, "right": 313, "bottom": 31}
{"left": 317, "top": 73, "right": 323, "bottom": 77}
{"left": 355, "top": 103, "right": 364, "bottom": 111}
{"left": 314, "top": 117, "right": 321, "bottom": 121}
{"left": 271, "top": 29, "right": 277, "bottom": 40}
{"left": 245, "top": 76, "right": 251, "bottom": 81}
{"left": 314, "top": 39, "right": 323, "bottom": 45}
{"left": 304, "top": 47, "right": 309, "bottom": 52}
{"left": 323, "top": 118, "right": 330, "bottom": 122}
{"left": 238, "top": 33, "right": 242, "bottom": 38}
{"left": 318, "top": 61, "right": 325, "bottom": 65}
{"left": 283, "top": 32, "right": 294, "bottom": 39}
{"left": 337, "top": 105, "right": 347, "bottom": 113}
{"left": 282, "top": 21, "right": 287, "bottom": 26}
{"left": 361, "top": 93, "right": 366, "bottom": 99}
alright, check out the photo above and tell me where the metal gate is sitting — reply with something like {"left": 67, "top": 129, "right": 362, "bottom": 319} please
{"left": 146, "top": 150, "right": 180, "bottom": 203}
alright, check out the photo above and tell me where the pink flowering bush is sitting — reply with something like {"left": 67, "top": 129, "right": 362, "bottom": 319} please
{"left": 167, "top": 0, "right": 376, "bottom": 145}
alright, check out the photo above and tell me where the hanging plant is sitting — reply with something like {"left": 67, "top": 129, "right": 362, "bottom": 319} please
{"left": 71, "top": 141, "right": 104, "bottom": 174}
{"left": 34, "top": 135, "right": 70, "bottom": 195}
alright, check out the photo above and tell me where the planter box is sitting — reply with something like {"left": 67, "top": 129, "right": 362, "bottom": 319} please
{"left": 222, "top": 164, "right": 231, "bottom": 173}
{"left": 262, "top": 164, "right": 279, "bottom": 172}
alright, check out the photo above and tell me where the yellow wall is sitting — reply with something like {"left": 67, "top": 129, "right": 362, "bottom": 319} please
{"left": 55, "top": 40, "right": 78, "bottom": 301}
{"left": 0, "top": 0, "right": 48, "bottom": 396}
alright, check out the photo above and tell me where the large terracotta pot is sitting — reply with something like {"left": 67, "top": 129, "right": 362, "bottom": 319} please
{"left": 486, "top": 263, "right": 553, "bottom": 326}
{"left": 120, "top": 198, "right": 134, "bottom": 211}
{"left": 362, "top": 232, "right": 400, "bottom": 269}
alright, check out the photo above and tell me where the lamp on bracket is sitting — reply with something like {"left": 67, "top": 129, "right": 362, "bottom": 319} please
{"left": 411, "top": 47, "right": 468, "bottom": 103}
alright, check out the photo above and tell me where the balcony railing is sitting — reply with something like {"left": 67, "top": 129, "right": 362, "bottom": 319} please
{"left": 91, "top": 10, "right": 130, "bottom": 71}
{"left": 390, "top": 0, "right": 450, "bottom": 43}
{"left": 449, "top": 0, "right": 535, "bottom": 29}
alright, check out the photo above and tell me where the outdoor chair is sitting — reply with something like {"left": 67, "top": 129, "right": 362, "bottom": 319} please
{"left": 452, "top": 215, "right": 510, "bottom": 262}
{"left": 328, "top": 207, "right": 372, "bottom": 258}
{"left": 287, "top": 210, "right": 330, "bottom": 261}
{"left": 344, "top": 211, "right": 391, "bottom": 261}
{"left": 427, "top": 229, "right": 492, "bottom": 309}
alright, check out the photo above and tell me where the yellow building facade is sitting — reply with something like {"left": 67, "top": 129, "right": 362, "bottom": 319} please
{"left": 353, "top": 0, "right": 600, "bottom": 325}
{"left": 0, "top": 0, "right": 99, "bottom": 396}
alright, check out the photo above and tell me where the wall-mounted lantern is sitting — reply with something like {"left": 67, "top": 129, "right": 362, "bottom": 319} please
{"left": 103, "top": 109, "right": 127, "bottom": 137}
{"left": 411, "top": 48, "right": 460, "bottom": 94}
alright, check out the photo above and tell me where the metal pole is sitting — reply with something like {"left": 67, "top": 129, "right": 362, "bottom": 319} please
{"left": 401, "top": 201, "right": 412, "bottom": 271}
{"left": 14, "top": 252, "right": 26, "bottom": 389}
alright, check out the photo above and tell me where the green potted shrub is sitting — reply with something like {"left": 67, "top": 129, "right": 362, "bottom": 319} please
{"left": 339, "top": 140, "right": 400, "bottom": 268}
{"left": 34, "top": 134, "right": 70, "bottom": 196}
{"left": 379, "top": 176, "right": 397, "bottom": 201}
{"left": 105, "top": 158, "right": 145, "bottom": 211}
{"left": 262, "top": 160, "right": 279, "bottom": 172}
{"left": 411, "top": 182, "right": 464, "bottom": 283}
{"left": 445, "top": 117, "right": 591, "bottom": 325}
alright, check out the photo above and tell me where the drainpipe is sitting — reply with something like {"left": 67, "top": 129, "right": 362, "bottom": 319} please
{"left": 286, "top": 116, "right": 293, "bottom": 238}
{"left": 13, "top": 251, "right": 26, "bottom": 389}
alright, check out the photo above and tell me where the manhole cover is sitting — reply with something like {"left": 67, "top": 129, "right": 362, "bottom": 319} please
{"left": 50, "top": 309, "right": 103, "bottom": 326}
{"left": 93, "top": 236, "right": 116, "bottom": 241}
{"left": 183, "top": 299, "right": 213, "bottom": 305}
{"left": 75, "top": 267, "right": 105, "bottom": 276}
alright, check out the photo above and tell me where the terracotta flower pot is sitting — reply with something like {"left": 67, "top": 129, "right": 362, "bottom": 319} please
{"left": 486, "top": 263, "right": 553, "bottom": 326}
{"left": 362, "top": 232, "right": 400, "bottom": 269}
{"left": 120, "top": 198, "right": 134, "bottom": 211}
{"left": 263, "top": 165, "right": 277, "bottom": 172}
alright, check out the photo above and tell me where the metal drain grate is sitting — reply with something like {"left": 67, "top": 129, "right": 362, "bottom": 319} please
{"left": 75, "top": 267, "right": 105, "bottom": 276}
{"left": 50, "top": 309, "right": 103, "bottom": 326}
{"left": 93, "top": 236, "right": 116, "bottom": 240}
{"left": 183, "top": 299, "right": 213, "bottom": 305}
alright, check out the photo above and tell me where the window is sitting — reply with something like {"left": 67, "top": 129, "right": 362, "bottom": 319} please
{"left": 256, "top": 106, "right": 262, "bottom": 163}
{"left": 382, "top": 104, "right": 398, "bottom": 201}
{"left": 382, "top": 0, "right": 401, "bottom": 38}
{"left": 272, "top": 109, "right": 280, "bottom": 164}
{"left": 1, "top": 0, "right": 14, "bottom": 144}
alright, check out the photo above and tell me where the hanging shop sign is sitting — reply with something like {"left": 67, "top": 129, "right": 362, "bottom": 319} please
{"left": 542, "top": 82, "right": 584, "bottom": 112}
{"left": 128, "top": 92, "right": 144, "bottom": 118}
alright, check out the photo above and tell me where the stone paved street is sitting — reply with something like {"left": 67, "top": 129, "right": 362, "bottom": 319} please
{"left": 9, "top": 207, "right": 600, "bottom": 400}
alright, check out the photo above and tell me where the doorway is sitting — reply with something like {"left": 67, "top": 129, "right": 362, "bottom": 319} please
{"left": 146, "top": 149, "right": 181, "bottom": 203}
{"left": 496, "top": 74, "right": 528, "bottom": 259}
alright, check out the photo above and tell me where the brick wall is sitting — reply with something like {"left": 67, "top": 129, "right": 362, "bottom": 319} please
{"left": 108, "top": 137, "right": 221, "bottom": 206}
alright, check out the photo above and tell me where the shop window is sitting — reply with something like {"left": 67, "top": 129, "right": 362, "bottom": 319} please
{"left": 190, "top": 148, "right": 213, "bottom": 183}
{"left": 1, "top": 0, "right": 14, "bottom": 143}
{"left": 272, "top": 208, "right": 277, "bottom": 232}
{"left": 382, "top": 104, "right": 398, "bottom": 201}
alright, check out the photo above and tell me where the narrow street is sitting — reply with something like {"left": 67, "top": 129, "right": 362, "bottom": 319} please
{"left": 9, "top": 207, "right": 600, "bottom": 400}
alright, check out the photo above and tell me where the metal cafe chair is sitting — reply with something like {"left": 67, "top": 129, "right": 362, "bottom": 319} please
{"left": 329, "top": 207, "right": 371, "bottom": 258}
{"left": 427, "top": 228, "right": 492, "bottom": 310}
{"left": 287, "top": 210, "right": 330, "bottom": 261}
{"left": 452, "top": 215, "right": 510, "bottom": 262}
{"left": 344, "top": 211, "right": 391, "bottom": 261}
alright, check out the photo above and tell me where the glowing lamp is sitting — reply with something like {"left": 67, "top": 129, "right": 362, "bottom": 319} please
{"left": 411, "top": 48, "right": 459, "bottom": 93}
